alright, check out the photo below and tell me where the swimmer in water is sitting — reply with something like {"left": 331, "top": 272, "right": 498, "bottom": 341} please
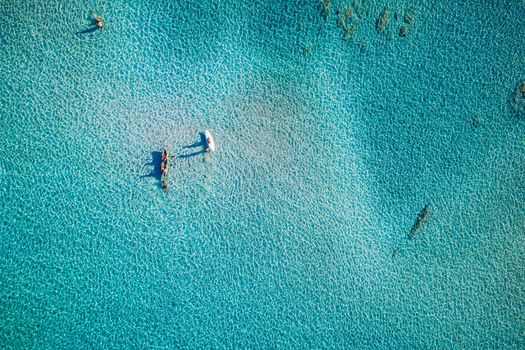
{"left": 93, "top": 13, "right": 104, "bottom": 28}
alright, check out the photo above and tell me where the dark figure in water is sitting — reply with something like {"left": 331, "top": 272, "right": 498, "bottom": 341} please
{"left": 408, "top": 204, "right": 430, "bottom": 239}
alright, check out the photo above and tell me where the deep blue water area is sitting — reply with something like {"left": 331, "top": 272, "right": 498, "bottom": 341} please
{"left": 1, "top": 0, "right": 524, "bottom": 348}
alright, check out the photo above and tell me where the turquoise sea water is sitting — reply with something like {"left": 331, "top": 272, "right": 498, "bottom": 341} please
{"left": 1, "top": 0, "right": 524, "bottom": 348}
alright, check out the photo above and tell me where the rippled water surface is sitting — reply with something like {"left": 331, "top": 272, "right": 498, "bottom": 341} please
{"left": 1, "top": 0, "right": 524, "bottom": 348}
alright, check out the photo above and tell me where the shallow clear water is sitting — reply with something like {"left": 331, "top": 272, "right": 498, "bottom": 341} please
{"left": 1, "top": 0, "right": 524, "bottom": 348}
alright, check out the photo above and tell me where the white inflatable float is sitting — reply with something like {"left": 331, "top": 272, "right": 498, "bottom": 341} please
{"left": 204, "top": 130, "right": 216, "bottom": 152}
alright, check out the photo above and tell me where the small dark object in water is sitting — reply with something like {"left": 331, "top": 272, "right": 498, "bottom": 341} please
{"left": 408, "top": 204, "right": 430, "bottom": 239}
{"left": 302, "top": 45, "right": 313, "bottom": 55}
{"left": 399, "top": 26, "right": 409, "bottom": 37}
{"left": 471, "top": 115, "right": 483, "bottom": 129}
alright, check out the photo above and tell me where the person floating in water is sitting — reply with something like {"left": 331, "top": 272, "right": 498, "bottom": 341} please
{"left": 93, "top": 13, "right": 104, "bottom": 29}
{"left": 161, "top": 149, "right": 169, "bottom": 175}
{"left": 160, "top": 149, "right": 170, "bottom": 192}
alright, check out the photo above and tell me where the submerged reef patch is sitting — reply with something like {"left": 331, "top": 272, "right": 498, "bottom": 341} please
{"left": 319, "top": 0, "right": 333, "bottom": 20}
{"left": 353, "top": 0, "right": 370, "bottom": 18}
{"left": 471, "top": 115, "right": 484, "bottom": 130}
{"left": 512, "top": 81, "right": 525, "bottom": 116}
{"left": 302, "top": 44, "right": 314, "bottom": 55}
{"left": 337, "top": 6, "right": 358, "bottom": 41}
{"left": 335, "top": 1, "right": 370, "bottom": 43}
{"left": 399, "top": 6, "right": 416, "bottom": 37}
{"left": 404, "top": 6, "right": 416, "bottom": 25}
{"left": 376, "top": 6, "right": 391, "bottom": 34}
{"left": 315, "top": 2, "right": 416, "bottom": 50}
{"left": 359, "top": 37, "right": 368, "bottom": 52}
{"left": 343, "top": 24, "right": 358, "bottom": 41}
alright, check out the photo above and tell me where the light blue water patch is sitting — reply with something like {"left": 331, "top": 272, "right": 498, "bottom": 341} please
{"left": 1, "top": 0, "right": 524, "bottom": 348}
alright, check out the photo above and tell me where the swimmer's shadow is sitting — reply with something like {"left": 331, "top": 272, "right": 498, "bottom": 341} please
{"left": 76, "top": 18, "right": 103, "bottom": 36}
{"left": 140, "top": 151, "right": 163, "bottom": 181}
{"left": 178, "top": 132, "right": 206, "bottom": 159}
{"left": 76, "top": 26, "right": 99, "bottom": 36}
{"left": 177, "top": 150, "right": 205, "bottom": 159}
